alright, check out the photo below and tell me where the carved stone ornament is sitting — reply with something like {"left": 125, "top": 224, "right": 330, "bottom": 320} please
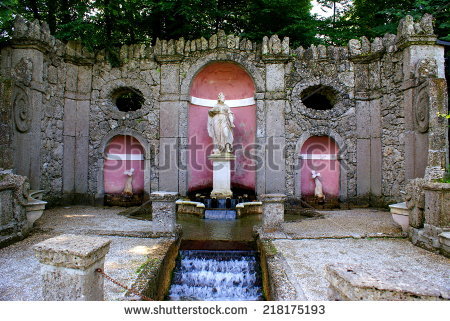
{"left": 13, "top": 58, "right": 33, "bottom": 85}
{"left": 13, "top": 87, "right": 31, "bottom": 133}
{"left": 414, "top": 86, "right": 429, "bottom": 133}
{"left": 415, "top": 59, "right": 437, "bottom": 80}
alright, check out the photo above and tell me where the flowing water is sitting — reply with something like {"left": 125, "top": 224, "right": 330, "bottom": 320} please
{"left": 204, "top": 209, "right": 237, "bottom": 220}
{"left": 168, "top": 250, "right": 264, "bottom": 301}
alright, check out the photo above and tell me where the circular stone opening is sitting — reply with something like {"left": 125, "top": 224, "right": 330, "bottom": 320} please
{"left": 112, "top": 87, "right": 144, "bottom": 112}
{"left": 300, "top": 85, "right": 337, "bottom": 111}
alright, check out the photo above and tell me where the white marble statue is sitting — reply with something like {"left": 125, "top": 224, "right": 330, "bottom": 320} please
{"left": 207, "top": 92, "right": 235, "bottom": 155}
{"left": 123, "top": 168, "right": 135, "bottom": 195}
{"left": 312, "top": 170, "right": 325, "bottom": 201}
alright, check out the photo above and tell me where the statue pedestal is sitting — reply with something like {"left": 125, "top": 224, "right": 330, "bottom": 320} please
{"left": 208, "top": 153, "right": 235, "bottom": 199}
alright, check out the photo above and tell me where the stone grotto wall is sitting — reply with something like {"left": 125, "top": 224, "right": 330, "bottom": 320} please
{"left": 0, "top": 14, "right": 447, "bottom": 207}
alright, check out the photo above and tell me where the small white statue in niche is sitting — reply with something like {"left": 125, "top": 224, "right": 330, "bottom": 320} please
{"left": 123, "top": 168, "right": 135, "bottom": 195}
{"left": 207, "top": 92, "right": 235, "bottom": 155}
{"left": 311, "top": 170, "right": 325, "bottom": 202}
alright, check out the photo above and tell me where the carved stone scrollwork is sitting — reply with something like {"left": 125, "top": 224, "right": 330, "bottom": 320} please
{"left": 13, "top": 87, "right": 31, "bottom": 133}
{"left": 13, "top": 58, "right": 33, "bottom": 86}
{"left": 414, "top": 86, "right": 429, "bottom": 133}
{"left": 415, "top": 58, "right": 437, "bottom": 80}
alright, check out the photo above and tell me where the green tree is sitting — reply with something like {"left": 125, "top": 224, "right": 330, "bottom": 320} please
{"left": 243, "top": 0, "right": 316, "bottom": 48}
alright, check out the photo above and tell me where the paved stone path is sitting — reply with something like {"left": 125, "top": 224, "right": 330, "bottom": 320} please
{"left": 271, "top": 209, "right": 449, "bottom": 300}
{"left": 0, "top": 206, "right": 448, "bottom": 301}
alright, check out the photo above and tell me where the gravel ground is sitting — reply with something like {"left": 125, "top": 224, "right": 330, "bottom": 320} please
{"left": 0, "top": 206, "right": 448, "bottom": 301}
{"left": 0, "top": 206, "right": 173, "bottom": 301}
{"left": 281, "top": 208, "right": 402, "bottom": 238}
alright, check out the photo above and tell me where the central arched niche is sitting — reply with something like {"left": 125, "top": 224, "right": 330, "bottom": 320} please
{"left": 188, "top": 62, "right": 256, "bottom": 194}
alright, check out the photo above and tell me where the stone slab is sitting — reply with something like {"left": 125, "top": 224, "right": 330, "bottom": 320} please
{"left": 265, "top": 64, "right": 285, "bottom": 92}
{"left": 325, "top": 263, "right": 449, "bottom": 300}
{"left": 160, "top": 64, "right": 180, "bottom": 94}
{"left": 356, "top": 138, "right": 370, "bottom": 195}
{"left": 265, "top": 136, "right": 286, "bottom": 194}
{"left": 33, "top": 234, "right": 111, "bottom": 270}
{"left": 158, "top": 138, "right": 179, "bottom": 191}
{"left": 159, "top": 101, "right": 179, "bottom": 137}
{"left": 265, "top": 100, "right": 285, "bottom": 137}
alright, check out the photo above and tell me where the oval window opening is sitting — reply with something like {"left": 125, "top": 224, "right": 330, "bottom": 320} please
{"left": 300, "top": 85, "right": 336, "bottom": 111}
{"left": 112, "top": 87, "right": 144, "bottom": 112}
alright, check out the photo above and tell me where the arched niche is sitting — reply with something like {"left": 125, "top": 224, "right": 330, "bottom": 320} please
{"left": 299, "top": 136, "right": 341, "bottom": 200}
{"left": 187, "top": 61, "right": 256, "bottom": 194}
{"left": 103, "top": 135, "right": 145, "bottom": 205}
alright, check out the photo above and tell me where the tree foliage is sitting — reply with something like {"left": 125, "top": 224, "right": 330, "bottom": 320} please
{"left": 0, "top": 0, "right": 448, "bottom": 51}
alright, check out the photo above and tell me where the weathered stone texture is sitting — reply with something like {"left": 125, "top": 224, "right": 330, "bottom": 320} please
{"left": 151, "top": 191, "right": 179, "bottom": 233}
{"left": 0, "top": 171, "right": 29, "bottom": 247}
{"left": 1, "top": 14, "right": 446, "bottom": 209}
{"left": 33, "top": 234, "right": 111, "bottom": 300}
{"left": 326, "top": 263, "right": 449, "bottom": 300}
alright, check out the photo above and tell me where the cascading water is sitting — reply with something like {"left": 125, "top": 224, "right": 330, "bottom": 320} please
{"left": 168, "top": 250, "right": 264, "bottom": 301}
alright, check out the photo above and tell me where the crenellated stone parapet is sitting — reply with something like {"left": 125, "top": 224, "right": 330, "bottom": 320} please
{"left": 1, "top": 13, "right": 446, "bottom": 210}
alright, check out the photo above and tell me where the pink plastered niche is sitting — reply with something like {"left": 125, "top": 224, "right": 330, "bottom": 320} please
{"left": 188, "top": 62, "right": 256, "bottom": 192}
{"left": 103, "top": 135, "right": 145, "bottom": 194}
{"left": 300, "top": 136, "right": 340, "bottom": 197}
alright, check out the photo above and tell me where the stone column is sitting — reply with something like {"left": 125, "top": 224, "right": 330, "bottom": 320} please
{"left": 63, "top": 60, "right": 93, "bottom": 201}
{"left": 262, "top": 36, "right": 289, "bottom": 194}
{"left": 150, "top": 191, "right": 179, "bottom": 233}
{"left": 260, "top": 193, "right": 286, "bottom": 229}
{"left": 33, "top": 234, "right": 111, "bottom": 301}
{"left": 156, "top": 54, "right": 183, "bottom": 192}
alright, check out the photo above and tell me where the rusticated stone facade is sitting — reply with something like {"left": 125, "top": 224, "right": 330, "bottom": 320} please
{"left": 0, "top": 14, "right": 447, "bottom": 207}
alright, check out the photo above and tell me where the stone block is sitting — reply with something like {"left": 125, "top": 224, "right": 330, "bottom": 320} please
{"left": 403, "top": 45, "right": 445, "bottom": 80}
{"left": 265, "top": 64, "right": 285, "bottom": 92}
{"left": 423, "top": 183, "right": 450, "bottom": 228}
{"left": 159, "top": 101, "right": 179, "bottom": 137}
{"left": 355, "top": 100, "right": 370, "bottom": 138}
{"left": 260, "top": 194, "right": 286, "bottom": 228}
{"left": 63, "top": 98, "right": 77, "bottom": 136}
{"left": 265, "top": 136, "right": 286, "bottom": 194}
{"left": 74, "top": 134, "right": 89, "bottom": 194}
{"left": 370, "top": 99, "right": 381, "bottom": 138}
{"left": 208, "top": 153, "right": 235, "bottom": 198}
{"left": 438, "top": 232, "right": 450, "bottom": 257}
{"left": 403, "top": 89, "right": 414, "bottom": 131}
{"left": 77, "top": 66, "right": 92, "bottom": 94}
{"left": 370, "top": 137, "right": 382, "bottom": 196}
{"left": 256, "top": 99, "right": 265, "bottom": 138}
{"left": 325, "top": 264, "right": 449, "bottom": 300}
{"left": 266, "top": 100, "right": 285, "bottom": 137}
{"left": 33, "top": 234, "right": 111, "bottom": 301}
{"left": 356, "top": 139, "right": 370, "bottom": 195}
{"left": 158, "top": 138, "right": 178, "bottom": 191}
{"left": 76, "top": 100, "right": 90, "bottom": 137}
{"left": 63, "top": 135, "right": 75, "bottom": 193}
{"left": 404, "top": 133, "right": 415, "bottom": 180}
{"left": 65, "top": 64, "right": 78, "bottom": 92}
{"left": 151, "top": 191, "right": 178, "bottom": 233}
{"left": 255, "top": 137, "right": 266, "bottom": 196}
{"left": 160, "top": 64, "right": 180, "bottom": 94}
{"left": 414, "top": 132, "right": 428, "bottom": 178}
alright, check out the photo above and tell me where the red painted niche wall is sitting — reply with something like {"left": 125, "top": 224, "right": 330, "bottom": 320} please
{"left": 104, "top": 135, "right": 145, "bottom": 194}
{"left": 188, "top": 62, "right": 256, "bottom": 193}
{"left": 300, "top": 136, "right": 340, "bottom": 197}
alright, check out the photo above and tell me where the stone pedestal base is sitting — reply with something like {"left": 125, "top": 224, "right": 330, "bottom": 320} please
{"left": 151, "top": 191, "right": 179, "bottom": 233}
{"left": 208, "top": 153, "right": 235, "bottom": 199}
{"left": 260, "top": 194, "right": 286, "bottom": 228}
{"left": 33, "top": 234, "right": 111, "bottom": 301}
